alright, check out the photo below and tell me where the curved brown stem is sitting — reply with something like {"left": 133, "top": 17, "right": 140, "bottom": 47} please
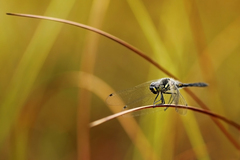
{"left": 90, "top": 104, "right": 240, "bottom": 131}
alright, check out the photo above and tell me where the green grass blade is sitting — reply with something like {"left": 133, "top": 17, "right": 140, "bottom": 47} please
{"left": 0, "top": 0, "right": 76, "bottom": 150}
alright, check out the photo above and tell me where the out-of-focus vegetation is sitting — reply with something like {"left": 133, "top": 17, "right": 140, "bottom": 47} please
{"left": 1, "top": 0, "right": 240, "bottom": 159}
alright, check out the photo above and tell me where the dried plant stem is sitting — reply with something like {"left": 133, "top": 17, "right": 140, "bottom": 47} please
{"left": 6, "top": 12, "right": 175, "bottom": 78}
{"left": 90, "top": 105, "right": 240, "bottom": 130}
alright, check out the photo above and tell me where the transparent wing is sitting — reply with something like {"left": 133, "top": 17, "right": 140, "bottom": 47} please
{"left": 175, "top": 92, "right": 188, "bottom": 115}
{"left": 106, "top": 80, "right": 164, "bottom": 116}
{"left": 106, "top": 80, "right": 155, "bottom": 108}
{"left": 168, "top": 79, "right": 188, "bottom": 115}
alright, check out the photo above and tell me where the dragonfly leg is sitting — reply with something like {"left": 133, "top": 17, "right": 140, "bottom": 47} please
{"left": 164, "top": 92, "right": 177, "bottom": 111}
{"left": 161, "top": 92, "right": 165, "bottom": 104}
{"left": 159, "top": 93, "right": 170, "bottom": 111}
{"left": 153, "top": 93, "right": 164, "bottom": 106}
{"left": 153, "top": 92, "right": 165, "bottom": 105}
{"left": 165, "top": 91, "right": 176, "bottom": 110}
{"left": 153, "top": 92, "right": 160, "bottom": 108}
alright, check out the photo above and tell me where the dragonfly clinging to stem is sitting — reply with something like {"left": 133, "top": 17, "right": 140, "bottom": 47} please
{"left": 106, "top": 78, "right": 208, "bottom": 115}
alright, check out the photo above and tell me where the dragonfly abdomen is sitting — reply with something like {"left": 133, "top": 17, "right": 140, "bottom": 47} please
{"left": 177, "top": 82, "right": 208, "bottom": 88}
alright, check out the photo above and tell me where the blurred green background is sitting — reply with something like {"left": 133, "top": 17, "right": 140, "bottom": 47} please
{"left": 1, "top": 0, "right": 240, "bottom": 159}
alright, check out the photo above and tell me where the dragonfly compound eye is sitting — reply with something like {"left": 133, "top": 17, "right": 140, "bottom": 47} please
{"left": 149, "top": 82, "right": 159, "bottom": 94}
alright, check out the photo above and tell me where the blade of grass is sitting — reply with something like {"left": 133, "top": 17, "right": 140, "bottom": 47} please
{"left": 181, "top": 112, "right": 210, "bottom": 160}
{"left": 184, "top": 88, "right": 240, "bottom": 150}
{"left": 0, "top": 0, "right": 76, "bottom": 150}
{"left": 66, "top": 72, "right": 159, "bottom": 160}
{"left": 18, "top": 71, "right": 159, "bottom": 160}
{"left": 183, "top": 0, "right": 213, "bottom": 78}
{"left": 204, "top": 15, "right": 240, "bottom": 70}
{"left": 182, "top": 0, "right": 214, "bottom": 158}
{"left": 6, "top": 13, "right": 240, "bottom": 150}
{"left": 77, "top": 1, "right": 110, "bottom": 160}
{"left": 127, "top": 0, "right": 173, "bottom": 72}
{"left": 126, "top": 1, "right": 176, "bottom": 158}
{"left": 127, "top": 1, "right": 209, "bottom": 158}
{"left": 6, "top": 12, "right": 176, "bottom": 79}
{"left": 184, "top": 12, "right": 240, "bottom": 133}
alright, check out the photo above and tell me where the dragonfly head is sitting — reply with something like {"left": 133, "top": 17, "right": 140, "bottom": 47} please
{"left": 149, "top": 78, "right": 171, "bottom": 94}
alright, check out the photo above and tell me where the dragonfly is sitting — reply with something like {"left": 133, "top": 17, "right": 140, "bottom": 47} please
{"left": 106, "top": 78, "right": 208, "bottom": 115}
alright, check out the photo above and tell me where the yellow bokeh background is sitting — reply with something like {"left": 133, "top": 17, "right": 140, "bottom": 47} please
{"left": 1, "top": 0, "right": 240, "bottom": 159}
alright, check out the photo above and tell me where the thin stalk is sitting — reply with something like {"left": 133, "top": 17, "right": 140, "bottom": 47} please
{"left": 6, "top": 13, "right": 175, "bottom": 79}
{"left": 90, "top": 104, "right": 240, "bottom": 131}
